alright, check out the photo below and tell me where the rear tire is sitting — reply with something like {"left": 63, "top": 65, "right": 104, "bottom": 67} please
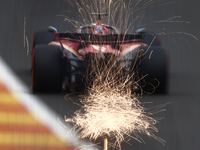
{"left": 31, "top": 29, "right": 55, "bottom": 71}
{"left": 139, "top": 46, "right": 169, "bottom": 94}
{"left": 32, "top": 45, "right": 63, "bottom": 92}
{"left": 138, "top": 31, "right": 162, "bottom": 46}
{"left": 33, "top": 29, "right": 55, "bottom": 46}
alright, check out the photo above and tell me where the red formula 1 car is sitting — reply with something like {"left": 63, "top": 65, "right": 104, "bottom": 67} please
{"left": 31, "top": 13, "right": 169, "bottom": 94}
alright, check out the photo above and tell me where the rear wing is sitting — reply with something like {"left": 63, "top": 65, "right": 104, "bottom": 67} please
{"left": 54, "top": 33, "right": 143, "bottom": 44}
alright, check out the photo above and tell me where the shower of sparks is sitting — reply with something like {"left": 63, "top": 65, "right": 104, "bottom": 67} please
{"left": 61, "top": 0, "right": 191, "bottom": 148}
{"left": 66, "top": 84, "right": 166, "bottom": 148}
{"left": 61, "top": 0, "right": 198, "bottom": 41}
{"left": 66, "top": 53, "right": 166, "bottom": 148}
{"left": 61, "top": 0, "right": 164, "bottom": 33}
{"left": 23, "top": 17, "right": 30, "bottom": 55}
{"left": 26, "top": 36, "right": 29, "bottom": 55}
{"left": 24, "top": 17, "right": 26, "bottom": 48}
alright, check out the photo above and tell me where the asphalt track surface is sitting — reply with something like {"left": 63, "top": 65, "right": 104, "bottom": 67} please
{"left": 0, "top": 0, "right": 200, "bottom": 150}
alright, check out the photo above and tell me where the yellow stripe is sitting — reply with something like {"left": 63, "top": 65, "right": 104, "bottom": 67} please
{"left": 62, "top": 43, "right": 81, "bottom": 57}
{"left": 0, "top": 133, "right": 65, "bottom": 146}
{"left": 0, "top": 112, "right": 39, "bottom": 125}
{"left": 50, "top": 41, "right": 83, "bottom": 58}
{"left": 122, "top": 44, "right": 141, "bottom": 55}
{"left": 0, "top": 93, "right": 19, "bottom": 104}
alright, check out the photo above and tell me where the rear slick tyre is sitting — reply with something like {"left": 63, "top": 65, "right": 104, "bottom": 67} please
{"left": 33, "top": 29, "right": 55, "bottom": 46}
{"left": 32, "top": 45, "right": 63, "bottom": 92}
{"left": 138, "top": 31, "right": 162, "bottom": 46}
{"left": 31, "top": 29, "right": 55, "bottom": 71}
{"left": 140, "top": 46, "right": 169, "bottom": 94}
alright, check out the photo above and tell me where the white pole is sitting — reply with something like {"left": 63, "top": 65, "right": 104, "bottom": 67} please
{"left": 104, "top": 137, "right": 108, "bottom": 150}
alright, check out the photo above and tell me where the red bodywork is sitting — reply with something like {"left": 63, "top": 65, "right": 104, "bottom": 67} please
{"left": 49, "top": 40, "right": 145, "bottom": 59}
{"left": 49, "top": 17, "right": 147, "bottom": 59}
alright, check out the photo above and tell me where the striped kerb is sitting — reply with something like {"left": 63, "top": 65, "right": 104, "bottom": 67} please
{"left": 0, "top": 80, "right": 74, "bottom": 150}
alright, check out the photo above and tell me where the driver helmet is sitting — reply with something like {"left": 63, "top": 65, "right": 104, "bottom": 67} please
{"left": 92, "top": 21, "right": 109, "bottom": 35}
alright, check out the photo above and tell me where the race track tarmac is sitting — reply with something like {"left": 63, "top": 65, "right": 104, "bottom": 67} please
{"left": 0, "top": 0, "right": 200, "bottom": 150}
